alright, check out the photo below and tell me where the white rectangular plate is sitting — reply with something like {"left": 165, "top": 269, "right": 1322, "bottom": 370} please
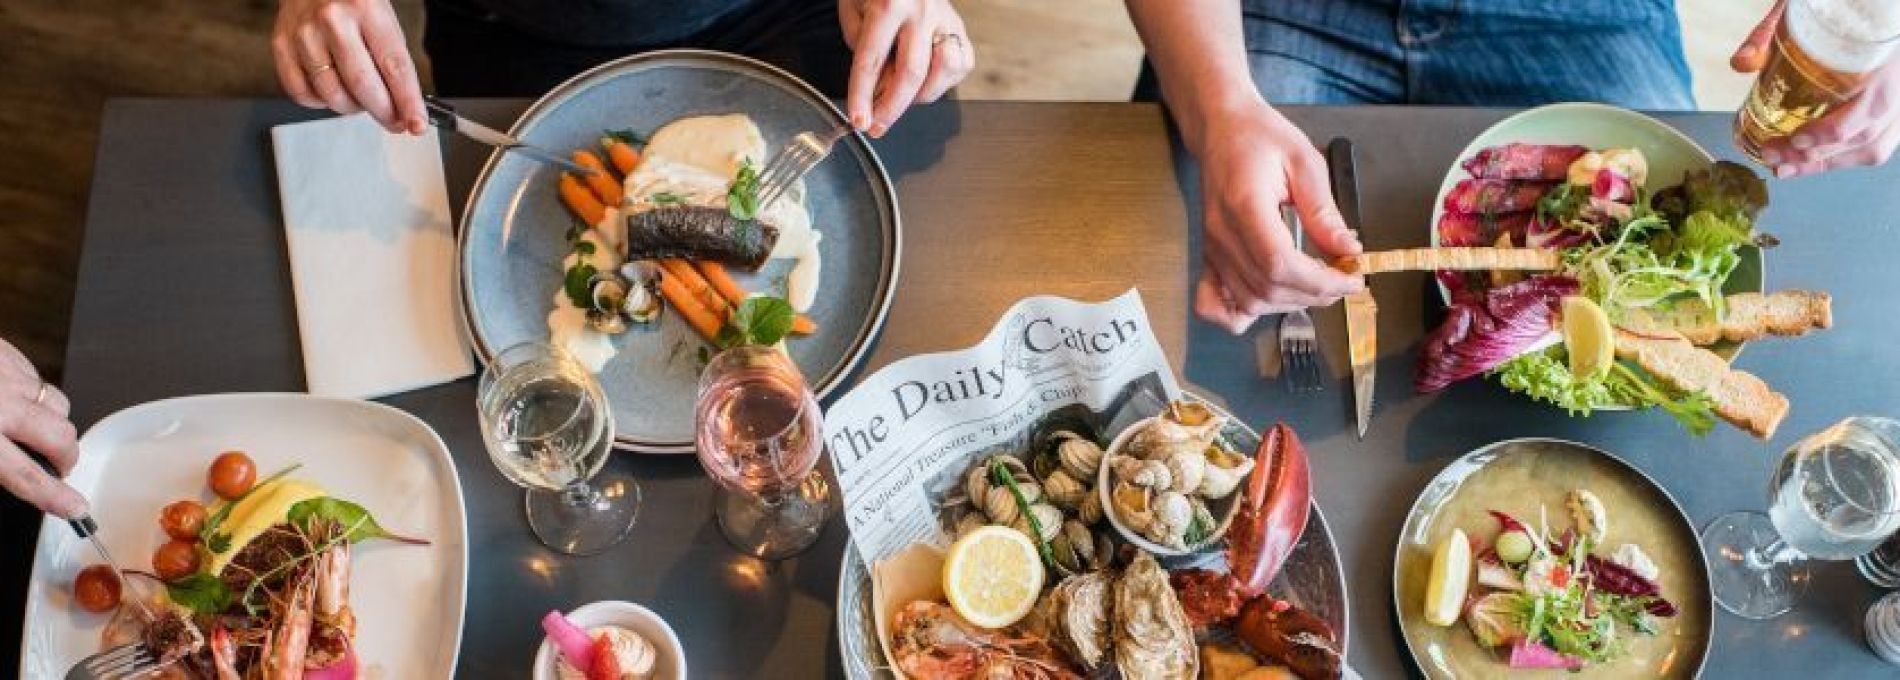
{"left": 19, "top": 393, "right": 468, "bottom": 678}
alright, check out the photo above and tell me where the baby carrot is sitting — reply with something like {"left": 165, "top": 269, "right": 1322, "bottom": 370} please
{"left": 791, "top": 314, "right": 818, "bottom": 336}
{"left": 571, "top": 150, "right": 622, "bottom": 206}
{"left": 656, "top": 273, "right": 723, "bottom": 342}
{"left": 603, "top": 139, "right": 641, "bottom": 175}
{"left": 558, "top": 173, "right": 605, "bottom": 226}
{"left": 696, "top": 261, "right": 817, "bottom": 335}
{"left": 658, "top": 259, "right": 729, "bottom": 317}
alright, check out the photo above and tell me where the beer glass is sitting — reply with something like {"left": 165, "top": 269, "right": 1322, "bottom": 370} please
{"left": 1734, "top": 0, "right": 1900, "bottom": 163}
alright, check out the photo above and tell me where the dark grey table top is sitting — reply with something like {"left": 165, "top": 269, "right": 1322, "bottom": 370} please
{"left": 19, "top": 97, "right": 1900, "bottom": 678}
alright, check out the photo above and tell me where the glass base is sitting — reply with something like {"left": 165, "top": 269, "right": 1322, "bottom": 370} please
{"left": 1703, "top": 511, "right": 1804, "bottom": 620}
{"left": 715, "top": 472, "right": 830, "bottom": 561}
{"left": 526, "top": 469, "right": 641, "bottom": 556}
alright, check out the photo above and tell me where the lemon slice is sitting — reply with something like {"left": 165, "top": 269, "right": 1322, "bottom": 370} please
{"left": 1562, "top": 296, "right": 1615, "bottom": 380}
{"left": 1424, "top": 528, "right": 1472, "bottom": 627}
{"left": 943, "top": 525, "right": 1045, "bottom": 629}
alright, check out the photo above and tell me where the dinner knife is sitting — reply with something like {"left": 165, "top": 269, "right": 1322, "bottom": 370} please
{"left": 29, "top": 453, "right": 156, "bottom": 623}
{"left": 1329, "top": 137, "right": 1377, "bottom": 440}
{"left": 423, "top": 96, "right": 596, "bottom": 176}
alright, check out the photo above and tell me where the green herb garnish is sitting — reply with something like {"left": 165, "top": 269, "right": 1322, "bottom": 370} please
{"left": 650, "top": 191, "right": 686, "bottom": 206}
{"left": 991, "top": 458, "right": 1058, "bottom": 569}
{"left": 563, "top": 262, "right": 598, "bottom": 309}
{"left": 717, "top": 295, "right": 795, "bottom": 348}
{"left": 165, "top": 572, "right": 232, "bottom": 615}
{"left": 602, "top": 128, "right": 648, "bottom": 146}
{"left": 288, "top": 497, "right": 429, "bottom": 545}
{"left": 727, "top": 159, "right": 761, "bottom": 221}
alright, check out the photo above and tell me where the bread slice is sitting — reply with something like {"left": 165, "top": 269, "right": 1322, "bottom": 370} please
{"left": 1622, "top": 291, "right": 1833, "bottom": 345}
{"left": 1613, "top": 329, "right": 1790, "bottom": 439}
{"left": 1334, "top": 247, "right": 1561, "bottom": 275}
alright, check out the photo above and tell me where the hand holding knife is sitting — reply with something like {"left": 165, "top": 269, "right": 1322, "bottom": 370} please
{"left": 1328, "top": 138, "right": 1377, "bottom": 440}
{"left": 26, "top": 452, "right": 157, "bottom": 624}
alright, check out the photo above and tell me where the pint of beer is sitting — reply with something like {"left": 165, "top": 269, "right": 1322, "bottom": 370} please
{"left": 1735, "top": 0, "right": 1900, "bottom": 163}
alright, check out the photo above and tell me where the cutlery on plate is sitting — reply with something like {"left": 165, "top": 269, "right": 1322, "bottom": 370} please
{"left": 1329, "top": 137, "right": 1376, "bottom": 439}
{"left": 1276, "top": 204, "right": 1324, "bottom": 393}
{"left": 756, "top": 127, "right": 849, "bottom": 210}
{"left": 423, "top": 96, "right": 596, "bottom": 176}
{"left": 65, "top": 641, "right": 164, "bottom": 680}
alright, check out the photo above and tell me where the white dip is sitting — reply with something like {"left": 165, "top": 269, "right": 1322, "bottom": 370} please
{"left": 554, "top": 625, "right": 657, "bottom": 680}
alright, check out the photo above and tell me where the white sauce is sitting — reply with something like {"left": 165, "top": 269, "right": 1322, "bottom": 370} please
{"left": 547, "top": 225, "right": 623, "bottom": 372}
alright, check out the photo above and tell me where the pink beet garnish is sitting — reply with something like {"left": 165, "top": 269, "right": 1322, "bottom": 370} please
{"left": 542, "top": 610, "right": 596, "bottom": 674}
{"left": 1508, "top": 639, "right": 1582, "bottom": 670}
{"left": 305, "top": 647, "right": 358, "bottom": 680}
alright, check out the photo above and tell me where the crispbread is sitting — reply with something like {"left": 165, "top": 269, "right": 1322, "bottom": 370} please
{"left": 1612, "top": 330, "right": 1790, "bottom": 439}
{"left": 1335, "top": 247, "right": 1561, "bottom": 275}
{"left": 1622, "top": 291, "right": 1832, "bottom": 346}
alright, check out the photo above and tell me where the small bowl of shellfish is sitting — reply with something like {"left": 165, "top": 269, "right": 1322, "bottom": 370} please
{"left": 1097, "top": 401, "right": 1257, "bottom": 556}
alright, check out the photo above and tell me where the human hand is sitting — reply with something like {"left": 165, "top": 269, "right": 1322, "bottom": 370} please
{"left": 1191, "top": 101, "right": 1364, "bottom": 334}
{"left": 0, "top": 337, "right": 83, "bottom": 518}
{"left": 1733, "top": 0, "right": 1900, "bottom": 177}
{"left": 838, "top": 0, "right": 974, "bottom": 137}
{"left": 273, "top": 0, "right": 427, "bottom": 134}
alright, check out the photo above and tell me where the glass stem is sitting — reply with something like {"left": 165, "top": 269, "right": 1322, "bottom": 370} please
{"left": 1745, "top": 537, "right": 1804, "bottom": 570}
{"left": 562, "top": 481, "right": 603, "bottom": 510}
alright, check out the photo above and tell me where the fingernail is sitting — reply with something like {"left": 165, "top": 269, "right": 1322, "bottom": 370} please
{"left": 1775, "top": 164, "right": 1797, "bottom": 178}
{"left": 1791, "top": 134, "right": 1814, "bottom": 150}
{"left": 1738, "top": 46, "right": 1756, "bottom": 59}
{"left": 60, "top": 494, "right": 88, "bottom": 519}
{"left": 871, "top": 123, "right": 889, "bottom": 138}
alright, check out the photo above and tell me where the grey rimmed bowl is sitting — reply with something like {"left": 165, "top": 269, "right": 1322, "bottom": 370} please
{"left": 458, "top": 50, "right": 901, "bottom": 452}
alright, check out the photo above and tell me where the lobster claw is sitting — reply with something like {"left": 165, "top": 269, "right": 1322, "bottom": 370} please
{"left": 1226, "top": 421, "right": 1312, "bottom": 596}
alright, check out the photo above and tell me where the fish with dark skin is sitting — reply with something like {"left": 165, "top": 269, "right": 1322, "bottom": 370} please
{"left": 624, "top": 206, "right": 781, "bottom": 271}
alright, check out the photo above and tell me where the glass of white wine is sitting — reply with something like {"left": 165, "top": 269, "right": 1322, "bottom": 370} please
{"left": 478, "top": 342, "right": 640, "bottom": 555}
{"left": 1704, "top": 417, "right": 1900, "bottom": 619}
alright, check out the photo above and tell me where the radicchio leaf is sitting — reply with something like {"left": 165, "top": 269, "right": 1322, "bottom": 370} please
{"left": 1585, "top": 554, "right": 1659, "bottom": 597}
{"left": 1488, "top": 510, "right": 1529, "bottom": 533}
{"left": 1417, "top": 275, "right": 1580, "bottom": 393}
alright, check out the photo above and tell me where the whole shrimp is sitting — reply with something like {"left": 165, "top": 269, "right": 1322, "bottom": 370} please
{"left": 889, "top": 601, "right": 1082, "bottom": 680}
{"left": 262, "top": 566, "right": 316, "bottom": 680}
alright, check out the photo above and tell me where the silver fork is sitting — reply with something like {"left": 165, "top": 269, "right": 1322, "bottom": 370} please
{"left": 1277, "top": 205, "right": 1323, "bottom": 392}
{"left": 66, "top": 642, "right": 162, "bottom": 680}
{"left": 755, "top": 127, "right": 849, "bottom": 210}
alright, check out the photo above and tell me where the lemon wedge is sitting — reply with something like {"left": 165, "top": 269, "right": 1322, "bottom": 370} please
{"left": 1562, "top": 296, "right": 1615, "bottom": 380}
{"left": 1424, "top": 528, "right": 1472, "bottom": 627}
{"left": 943, "top": 525, "right": 1044, "bottom": 629}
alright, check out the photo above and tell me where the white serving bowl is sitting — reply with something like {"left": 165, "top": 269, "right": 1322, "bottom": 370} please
{"left": 533, "top": 601, "right": 686, "bottom": 680}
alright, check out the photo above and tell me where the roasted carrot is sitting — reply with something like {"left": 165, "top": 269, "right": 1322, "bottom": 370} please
{"left": 658, "top": 259, "right": 730, "bottom": 317}
{"left": 558, "top": 173, "right": 606, "bottom": 226}
{"left": 656, "top": 273, "right": 723, "bottom": 341}
{"left": 695, "top": 261, "right": 818, "bottom": 335}
{"left": 603, "top": 139, "right": 641, "bottom": 175}
{"left": 571, "top": 150, "right": 622, "bottom": 206}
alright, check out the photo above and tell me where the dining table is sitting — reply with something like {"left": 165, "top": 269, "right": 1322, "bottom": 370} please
{"left": 7, "top": 97, "right": 1900, "bottom": 678}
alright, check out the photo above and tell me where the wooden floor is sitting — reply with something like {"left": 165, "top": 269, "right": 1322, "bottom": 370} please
{"left": 0, "top": 0, "right": 1761, "bottom": 381}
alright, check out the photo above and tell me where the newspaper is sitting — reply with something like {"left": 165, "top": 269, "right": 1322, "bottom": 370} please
{"left": 827, "top": 290, "right": 1181, "bottom": 565}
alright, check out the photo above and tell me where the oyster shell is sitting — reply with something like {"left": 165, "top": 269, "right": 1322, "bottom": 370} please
{"left": 1113, "top": 552, "right": 1197, "bottom": 680}
{"left": 1125, "top": 401, "right": 1225, "bottom": 461}
{"left": 1055, "top": 431, "right": 1107, "bottom": 481}
{"left": 1164, "top": 451, "right": 1206, "bottom": 494}
{"left": 1011, "top": 503, "right": 1064, "bottom": 543}
{"left": 1196, "top": 444, "right": 1255, "bottom": 499}
{"left": 1078, "top": 491, "right": 1105, "bottom": 526}
{"left": 1112, "top": 456, "right": 1173, "bottom": 491}
{"left": 1043, "top": 469, "right": 1089, "bottom": 510}
{"left": 1044, "top": 571, "right": 1114, "bottom": 670}
{"left": 1111, "top": 480, "right": 1155, "bottom": 534}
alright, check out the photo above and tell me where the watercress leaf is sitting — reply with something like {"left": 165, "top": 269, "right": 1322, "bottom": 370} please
{"left": 287, "top": 497, "right": 427, "bottom": 545}
{"left": 564, "top": 262, "right": 598, "bottom": 309}
{"left": 575, "top": 240, "right": 596, "bottom": 256}
{"left": 727, "top": 159, "right": 761, "bottom": 221}
{"left": 734, "top": 296, "right": 795, "bottom": 346}
{"left": 165, "top": 572, "right": 232, "bottom": 615}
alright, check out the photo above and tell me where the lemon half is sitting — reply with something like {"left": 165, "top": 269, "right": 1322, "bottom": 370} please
{"left": 942, "top": 525, "right": 1044, "bottom": 629}
{"left": 1562, "top": 296, "right": 1615, "bottom": 380}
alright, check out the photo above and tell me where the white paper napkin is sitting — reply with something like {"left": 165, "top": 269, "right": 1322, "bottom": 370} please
{"left": 271, "top": 113, "right": 473, "bottom": 399}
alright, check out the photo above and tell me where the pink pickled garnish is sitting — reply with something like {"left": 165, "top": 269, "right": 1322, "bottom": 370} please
{"left": 542, "top": 610, "right": 595, "bottom": 673}
{"left": 304, "top": 647, "right": 358, "bottom": 680}
{"left": 1508, "top": 639, "right": 1582, "bottom": 669}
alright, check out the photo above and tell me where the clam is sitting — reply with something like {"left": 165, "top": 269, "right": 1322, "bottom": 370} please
{"left": 1011, "top": 503, "right": 1064, "bottom": 543}
{"left": 963, "top": 464, "right": 992, "bottom": 510}
{"left": 1196, "top": 444, "right": 1255, "bottom": 499}
{"left": 1048, "top": 520, "right": 1100, "bottom": 576}
{"left": 984, "top": 487, "right": 1023, "bottom": 525}
{"left": 1112, "top": 455, "right": 1173, "bottom": 491}
{"left": 1111, "top": 480, "right": 1155, "bottom": 534}
{"left": 1055, "top": 431, "right": 1107, "bottom": 481}
{"left": 1077, "top": 490, "right": 1105, "bottom": 526}
{"left": 1125, "top": 401, "right": 1225, "bottom": 461}
{"left": 1043, "top": 469, "right": 1088, "bottom": 510}
{"left": 953, "top": 511, "right": 988, "bottom": 539}
{"left": 1164, "top": 451, "right": 1206, "bottom": 495}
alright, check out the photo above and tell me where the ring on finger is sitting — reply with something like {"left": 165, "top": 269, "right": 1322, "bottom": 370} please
{"left": 32, "top": 381, "right": 48, "bottom": 407}
{"left": 932, "top": 31, "right": 964, "bottom": 50}
{"left": 308, "top": 62, "right": 336, "bottom": 76}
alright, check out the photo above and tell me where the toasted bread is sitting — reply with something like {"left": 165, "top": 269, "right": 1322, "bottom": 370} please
{"left": 1622, "top": 291, "right": 1833, "bottom": 345}
{"left": 1335, "top": 247, "right": 1561, "bottom": 275}
{"left": 1613, "top": 329, "right": 1789, "bottom": 439}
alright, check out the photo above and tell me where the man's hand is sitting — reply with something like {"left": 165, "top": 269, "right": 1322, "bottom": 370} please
{"left": 1192, "top": 101, "right": 1364, "bottom": 334}
{"left": 838, "top": 0, "right": 974, "bottom": 137}
{"left": 1734, "top": 0, "right": 1900, "bottom": 178}
{"left": 273, "top": 0, "right": 427, "bottom": 134}
{"left": 0, "top": 337, "right": 83, "bottom": 519}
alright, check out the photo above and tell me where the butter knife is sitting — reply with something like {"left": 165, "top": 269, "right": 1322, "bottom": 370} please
{"left": 1329, "top": 138, "right": 1376, "bottom": 439}
{"left": 423, "top": 96, "right": 595, "bottom": 176}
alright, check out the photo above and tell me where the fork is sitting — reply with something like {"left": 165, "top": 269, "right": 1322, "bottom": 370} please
{"left": 1277, "top": 205, "right": 1323, "bottom": 393}
{"left": 755, "top": 127, "right": 850, "bottom": 210}
{"left": 66, "top": 642, "right": 162, "bottom": 680}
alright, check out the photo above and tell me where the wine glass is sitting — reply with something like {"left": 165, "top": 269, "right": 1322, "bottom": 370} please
{"left": 695, "top": 344, "right": 829, "bottom": 560}
{"left": 477, "top": 342, "right": 640, "bottom": 555}
{"left": 1704, "top": 416, "right": 1900, "bottom": 619}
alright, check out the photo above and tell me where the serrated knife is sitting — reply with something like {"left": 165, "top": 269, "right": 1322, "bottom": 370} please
{"left": 1329, "top": 138, "right": 1376, "bottom": 439}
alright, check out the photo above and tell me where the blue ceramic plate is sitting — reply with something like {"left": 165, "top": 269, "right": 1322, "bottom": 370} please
{"left": 459, "top": 50, "right": 900, "bottom": 452}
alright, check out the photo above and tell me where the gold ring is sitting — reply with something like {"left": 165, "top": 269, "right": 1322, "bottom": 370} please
{"left": 932, "top": 32, "right": 963, "bottom": 49}
{"left": 32, "top": 381, "right": 48, "bottom": 406}
{"left": 310, "top": 62, "right": 336, "bottom": 75}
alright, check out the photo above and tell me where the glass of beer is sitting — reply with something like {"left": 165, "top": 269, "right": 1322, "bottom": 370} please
{"left": 1735, "top": 0, "right": 1900, "bottom": 163}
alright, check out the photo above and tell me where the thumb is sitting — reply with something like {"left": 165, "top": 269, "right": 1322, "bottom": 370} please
{"left": 1287, "top": 155, "right": 1363, "bottom": 257}
{"left": 1733, "top": 1, "right": 1786, "bottom": 73}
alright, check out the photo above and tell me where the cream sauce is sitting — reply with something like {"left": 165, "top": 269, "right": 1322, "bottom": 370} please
{"left": 546, "top": 226, "right": 623, "bottom": 372}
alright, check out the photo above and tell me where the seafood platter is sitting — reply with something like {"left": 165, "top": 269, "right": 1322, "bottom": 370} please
{"left": 22, "top": 394, "right": 468, "bottom": 678}
{"left": 838, "top": 398, "right": 1349, "bottom": 680}
{"left": 1395, "top": 439, "right": 1712, "bottom": 678}
{"left": 460, "top": 49, "right": 900, "bottom": 452}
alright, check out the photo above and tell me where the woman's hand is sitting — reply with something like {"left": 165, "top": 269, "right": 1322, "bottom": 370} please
{"left": 0, "top": 337, "right": 83, "bottom": 519}
{"left": 1733, "top": 0, "right": 1900, "bottom": 177}
{"left": 273, "top": 0, "right": 427, "bottom": 134}
{"left": 1191, "top": 101, "right": 1364, "bottom": 334}
{"left": 838, "top": 0, "right": 975, "bottom": 137}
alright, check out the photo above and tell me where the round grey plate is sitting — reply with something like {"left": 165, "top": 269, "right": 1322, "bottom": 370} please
{"left": 458, "top": 50, "right": 900, "bottom": 452}
{"left": 835, "top": 398, "right": 1349, "bottom": 679}
{"left": 1393, "top": 439, "right": 1712, "bottom": 679}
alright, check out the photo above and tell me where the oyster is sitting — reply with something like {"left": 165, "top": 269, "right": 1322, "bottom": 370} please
{"left": 1125, "top": 401, "right": 1225, "bottom": 461}
{"left": 1146, "top": 491, "right": 1194, "bottom": 549}
{"left": 1078, "top": 491, "right": 1105, "bottom": 526}
{"left": 1044, "top": 571, "right": 1114, "bottom": 670}
{"left": 1043, "top": 469, "right": 1089, "bottom": 510}
{"left": 1164, "top": 451, "right": 1206, "bottom": 495}
{"left": 1197, "top": 444, "right": 1255, "bottom": 499}
{"left": 1055, "top": 431, "right": 1107, "bottom": 481}
{"left": 1011, "top": 503, "right": 1064, "bottom": 543}
{"left": 1111, "top": 480, "right": 1155, "bottom": 534}
{"left": 1112, "top": 456, "right": 1173, "bottom": 491}
{"left": 1567, "top": 488, "right": 1608, "bottom": 544}
{"left": 1113, "top": 552, "right": 1197, "bottom": 680}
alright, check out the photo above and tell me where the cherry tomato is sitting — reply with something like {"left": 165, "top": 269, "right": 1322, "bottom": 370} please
{"left": 151, "top": 540, "right": 201, "bottom": 582}
{"left": 159, "top": 500, "right": 207, "bottom": 541}
{"left": 208, "top": 451, "right": 256, "bottom": 500}
{"left": 72, "top": 564, "right": 122, "bottom": 613}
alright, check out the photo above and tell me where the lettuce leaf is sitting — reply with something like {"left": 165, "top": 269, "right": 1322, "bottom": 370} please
{"left": 1491, "top": 350, "right": 1715, "bottom": 436}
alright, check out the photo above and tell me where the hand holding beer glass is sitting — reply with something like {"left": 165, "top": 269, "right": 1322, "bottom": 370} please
{"left": 1733, "top": 0, "right": 1900, "bottom": 178}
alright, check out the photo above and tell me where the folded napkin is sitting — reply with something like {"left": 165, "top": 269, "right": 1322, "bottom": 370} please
{"left": 272, "top": 113, "right": 473, "bottom": 399}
